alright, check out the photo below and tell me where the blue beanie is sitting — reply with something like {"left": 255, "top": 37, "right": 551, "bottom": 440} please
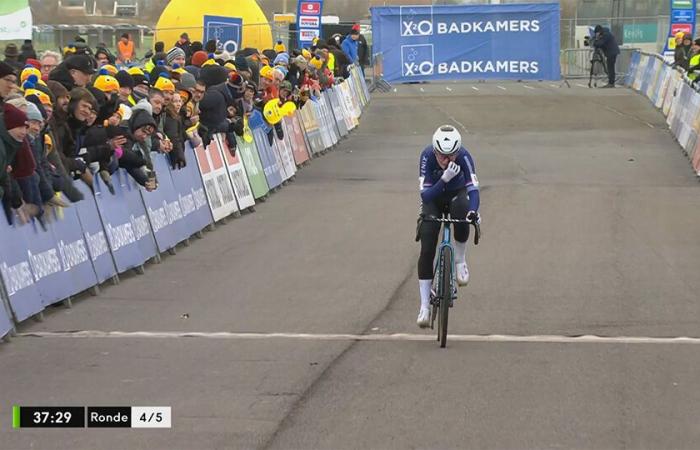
{"left": 274, "top": 52, "right": 290, "bottom": 66}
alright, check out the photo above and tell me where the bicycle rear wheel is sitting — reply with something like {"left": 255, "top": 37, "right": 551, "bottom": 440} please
{"left": 438, "top": 246, "right": 452, "bottom": 348}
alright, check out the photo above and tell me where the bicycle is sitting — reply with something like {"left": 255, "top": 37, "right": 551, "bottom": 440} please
{"left": 421, "top": 215, "right": 481, "bottom": 348}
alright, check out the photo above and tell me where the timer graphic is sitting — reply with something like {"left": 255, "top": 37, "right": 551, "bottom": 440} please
{"left": 13, "top": 406, "right": 85, "bottom": 428}
{"left": 12, "top": 406, "right": 172, "bottom": 428}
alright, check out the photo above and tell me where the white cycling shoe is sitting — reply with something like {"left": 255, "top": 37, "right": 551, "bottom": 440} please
{"left": 456, "top": 263, "right": 470, "bottom": 286}
{"left": 416, "top": 308, "right": 431, "bottom": 329}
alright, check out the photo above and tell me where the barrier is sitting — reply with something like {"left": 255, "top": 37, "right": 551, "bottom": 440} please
{"left": 252, "top": 127, "right": 284, "bottom": 189}
{"left": 626, "top": 50, "right": 700, "bottom": 176}
{"left": 283, "top": 114, "right": 312, "bottom": 165}
{"left": 235, "top": 135, "right": 270, "bottom": 200}
{"left": 217, "top": 134, "right": 256, "bottom": 211}
{"left": 168, "top": 144, "right": 214, "bottom": 238}
{"left": 0, "top": 72, "right": 371, "bottom": 338}
{"left": 194, "top": 139, "right": 239, "bottom": 221}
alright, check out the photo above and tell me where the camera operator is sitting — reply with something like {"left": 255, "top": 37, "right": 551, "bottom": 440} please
{"left": 593, "top": 24, "right": 620, "bottom": 88}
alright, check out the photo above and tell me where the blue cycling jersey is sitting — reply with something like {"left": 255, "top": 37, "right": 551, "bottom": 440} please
{"left": 419, "top": 146, "right": 480, "bottom": 211}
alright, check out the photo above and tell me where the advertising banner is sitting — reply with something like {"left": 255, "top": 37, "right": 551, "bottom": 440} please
{"left": 235, "top": 135, "right": 270, "bottom": 199}
{"left": 93, "top": 170, "right": 157, "bottom": 273}
{"left": 0, "top": 215, "right": 44, "bottom": 322}
{"left": 194, "top": 139, "right": 239, "bottom": 221}
{"left": 327, "top": 88, "right": 349, "bottom": 137}
{"left": 0, "top": 0, "right": 32, "bottom": 40}
{"left": 252, "top": 127, "right": 284, "bottom": 189}
{"left": 284, "top": 115, "right": 313, "bottom": 164}
{"left": 272, "top": 134, "right": 298, "bottom": 181}
{"left": 663, "top": 0, "right": 697, "bottom": 60}
{"left": 169, "top": 143, "right": 213, "bottom": 237}
{"left": 371, "top": 3, "right": 561, "bottom": 82}
{"left": 140, "top": 153, "right": 189, "bottom": 253}
{"left": 73, "top": 181, "right": 116, "bottom": 284}
{"left": 216, "top": 134, "right": 256, "bottom": 210}
{"left": 203, "top": 15, "right": 243, "bottom": 55}
{"left": 297, "top": 0, "right": 324, "bottom": 47}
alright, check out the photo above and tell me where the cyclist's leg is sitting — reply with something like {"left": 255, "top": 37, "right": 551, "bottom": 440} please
{"left": 450, "top": 189, "right": 471, "bottom": 284}
{"left": 418, "top": 200, "right": 443, "bottom": 312}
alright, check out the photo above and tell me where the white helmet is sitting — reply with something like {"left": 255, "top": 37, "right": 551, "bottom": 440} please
{"left": 432, "top": 125, "right": 461, "bottom": 155}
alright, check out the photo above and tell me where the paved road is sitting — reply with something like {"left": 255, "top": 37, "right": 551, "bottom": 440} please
{"left": 2, "top": 81, "right": 700, "bottom": 450}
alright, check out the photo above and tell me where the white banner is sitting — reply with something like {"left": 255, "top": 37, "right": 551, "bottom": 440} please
{"left": 215, "top": 134, "right": 255, "bottom": 211}
{"left": 0, "top": 2, "right": 32, "bottom": 41}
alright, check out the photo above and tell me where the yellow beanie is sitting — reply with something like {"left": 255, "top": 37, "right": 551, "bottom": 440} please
{"left": 21, "top": 65, "right": 42, "bottom": 84}
{"left": 154, "top": 75, "right": 175, "bottom": 92}
{"left": 274, "top": 41, "right": 286, "bottom": 53}
{"left": 93, "top": 69, "right": 121, "bottom": 93}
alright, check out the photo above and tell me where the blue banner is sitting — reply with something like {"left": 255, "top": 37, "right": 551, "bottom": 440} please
{"left": 204, "top": 15, "right": 243, "bottom": 55}
{"left": 169, "top": 144, "right": 213, "bottom": 238}
{"left": 73, "top": 181, "right": 117, "bottom": 284}
{"left": 371, "top": 3, "right": 560, "bottom": 82}
{"left": 252, "top": 127, "right": 283, "bottom": 190}
{"left": 297, "top": 0, "right": 324, "bottom": 47}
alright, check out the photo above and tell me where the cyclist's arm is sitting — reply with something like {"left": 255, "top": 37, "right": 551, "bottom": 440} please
{"left": 419, "top": 177, "right": 446, "bottom": 203}
{"left": 460, "top": 151, "right": 480, "bottom": 212}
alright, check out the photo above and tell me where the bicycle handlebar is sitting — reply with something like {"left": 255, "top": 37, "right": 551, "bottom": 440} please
{"left": 422, "top": 216, "right": 481, "bottom": 245}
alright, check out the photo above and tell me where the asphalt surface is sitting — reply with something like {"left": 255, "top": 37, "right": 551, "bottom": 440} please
{"left": 2, "top": 81, "right": 700, "bottom": 450}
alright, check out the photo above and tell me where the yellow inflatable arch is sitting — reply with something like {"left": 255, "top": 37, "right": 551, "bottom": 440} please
{"left": 155, "top": 0, "right": 273, "bottom": 53}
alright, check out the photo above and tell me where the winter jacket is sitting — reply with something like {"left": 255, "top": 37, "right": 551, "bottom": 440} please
{"left": 341, "top": 35, "right": 359, "bottom": 64}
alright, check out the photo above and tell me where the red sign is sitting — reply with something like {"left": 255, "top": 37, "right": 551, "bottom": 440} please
{"left": 672, "top": 23, "right": 693, "bottom": 34}
{"left": 300, "top": 2, "right": 321, "bottom": 15}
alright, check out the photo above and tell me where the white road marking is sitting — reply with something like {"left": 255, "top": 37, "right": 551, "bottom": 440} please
{"left": 549, "top": 84, "right": 558, "bottom": 88}
{"left": 497, "top": 86, "right": 507, "bottom": 91}
{"left": 446, "top": 87, "right": 452, "bottom": 92}
{"left": 420, "top": 87, "right": 424, "bottom": 92}
{"left": 471, "top": 86, "right": 479, "bottom": 91}
{"left": 576, "top": 83, "right": 587, "bottom": 88}
{"left": 523, "top": 85, "right": 535, "bottom": 90}
{"left": 17, "top": 331, "right": 700, "bottom": 345}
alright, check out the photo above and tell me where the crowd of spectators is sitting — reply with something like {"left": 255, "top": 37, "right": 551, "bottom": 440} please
{"left": 0, "top": 25, "right": 367, "bottom": 229}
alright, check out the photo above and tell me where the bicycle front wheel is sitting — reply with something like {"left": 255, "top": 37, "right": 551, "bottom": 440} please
{"left": 438, "top": 246, "right": 453, "bottom": 348}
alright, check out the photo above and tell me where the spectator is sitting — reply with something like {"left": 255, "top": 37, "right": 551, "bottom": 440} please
{"left": 4, "top": 43, "right": 23, "bottom": 73}
{"left": 687, "top": 39, "right": 700, "bottom": 82}
{"left": 26, "top": 102, "right": 62, "bottom": 208}
{"left": 353, "top": 24, "right": 370, "bottom": 75}
{"left": 0, "top": 62, "right": 17, "bottom": 103}
{"left": 3, "top": 102, "right": 42, "bottom": 223}
{"left": 327, "top": 38, "right": 351, "bottom": 78}
{"left": 274, "top": 40, "right": 286, "bottom": 54}
{"left": 205, "top": 40, "right": 218, "bottom": 54}
{"left": 19, "top": 40, "right": 37, "bottom": 64}
{"left": 94, "top": 47, "right": 115, "bottom": 66}
{"left": 39, "top": 51, "right": 61, "bottom": 81}
{"left": 342, "top": 30, "right": 360, "bottom": 66}
{"left": 166, "top": 47, "right": 187, "bottom": 68}
{"left": 164, "top": 91, "right": 187, "bottom": 169}
{"left": 49, "top": 54, "right": 96, "bottom": 90}
{"left": 124, "top": 100, "right": 158, "bottom": 191}
{"left": 115, "top": 70, "right": 135, "bottom": 104}
{"left": 175, "top": 33, "right": 192, "bottom": 60}
{"left": 287, "top": 55, "right": 308, "bottom": 91}
{"left": 593, "top": 24, "right": 620, "bottom": 88}
{"left": 674, "top": 33, "right": 693, "bottom": 70}
{"left": 117, "top": 33, "right": 135, "bottom": 65}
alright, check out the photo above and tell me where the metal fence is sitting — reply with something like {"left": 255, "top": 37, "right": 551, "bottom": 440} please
{"left": 561, "top": 47, "right": 640, "bottom": 81}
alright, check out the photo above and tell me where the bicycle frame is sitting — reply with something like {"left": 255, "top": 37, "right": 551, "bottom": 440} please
{"left": 433, "top": 223, "right": 455, "bottom": 304}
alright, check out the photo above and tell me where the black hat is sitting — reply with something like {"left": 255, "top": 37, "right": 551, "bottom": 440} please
{"left": 4, "top": 43, "right": 19, "bottom": 57}
{"left": 115, "top": 70, "right": 134, "bottom": 89}
{"left": 198, "top": 64, "right": 228, "bottom": 88}
{"left": 65, "top": 54, "right": 96, "bottom": 75}
{"left": 234, "top": 55, "right": 249, "bottom": 72}
{"left": 594, "top": 25, "right": 603, "bottom": 33}
{"left": 694, "top": 38, "right": 700, "bottom": 46}
{"left": 0, "top": 61, "right": 15, "bottom": 78}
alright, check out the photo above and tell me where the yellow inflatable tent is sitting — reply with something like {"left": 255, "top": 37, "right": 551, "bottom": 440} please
{"left": 155, "top": 0, "right": 273, "bottom": 52}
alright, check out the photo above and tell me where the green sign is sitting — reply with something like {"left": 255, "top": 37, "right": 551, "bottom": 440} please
{"left": 623, "top": 23, "right": 658, "bottom": 43}
{"left": 235, "top": 136, "right": 269, "bottom": 200}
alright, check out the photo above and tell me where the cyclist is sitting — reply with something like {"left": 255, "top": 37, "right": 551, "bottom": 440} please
{"left": 417, "top": 125, "right": 480, "bottom": 328}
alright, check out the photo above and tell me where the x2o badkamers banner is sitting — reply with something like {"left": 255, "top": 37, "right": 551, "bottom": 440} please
{"left": 371, "top": 3, "right": 560, "bottom": 82}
